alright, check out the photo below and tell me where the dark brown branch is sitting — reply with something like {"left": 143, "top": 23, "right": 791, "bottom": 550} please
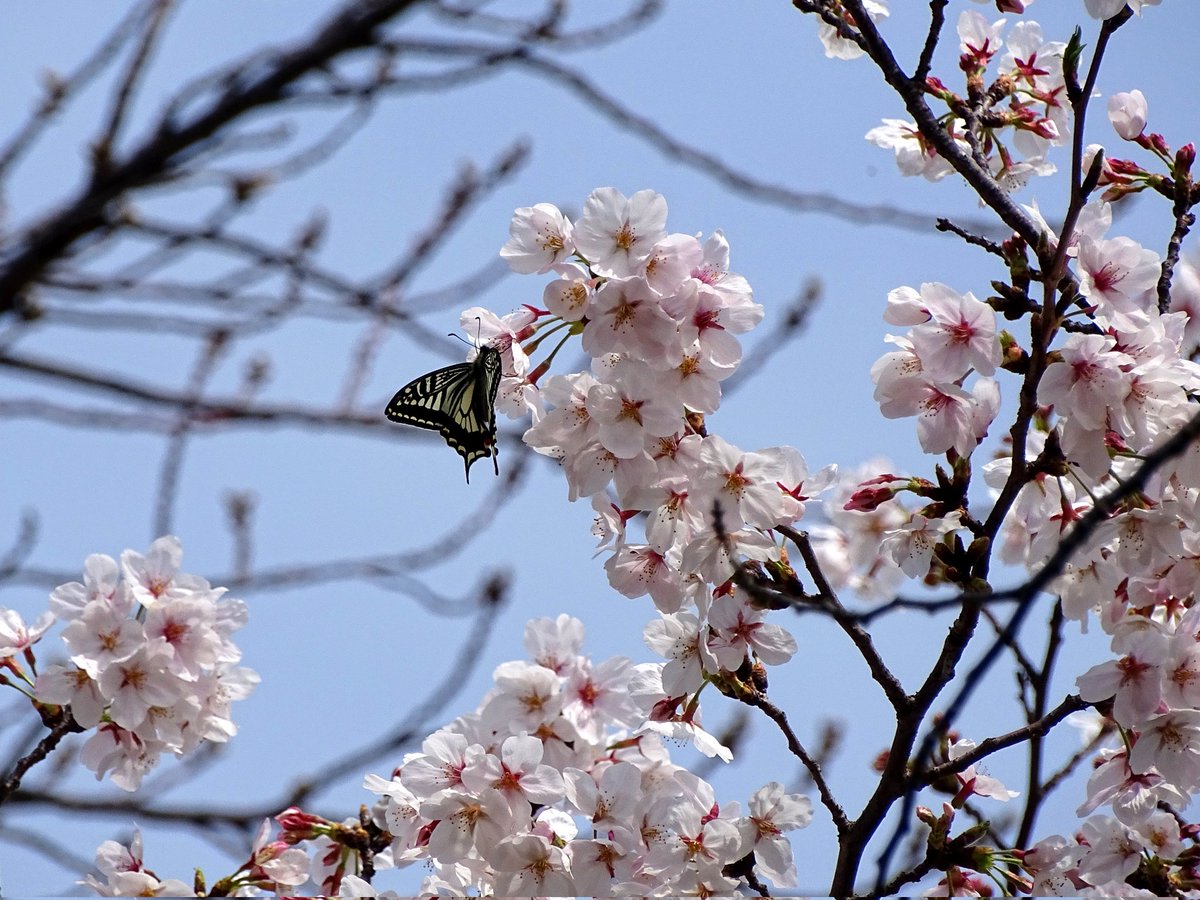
{"left": 915, "top": 693, "right": 1087, "bottom": 789}
{"left": 775, "top": 526, "right": 909, "bottom": 711}
{"left": 93, "top": 0, "right": 175, "bottom": 170}
{"left": 0, "top": 0, "right": 424, "bottom": 316}
{"left": 739, "top": 690, "right": 850, "bottom": 837}
{"left": 914, "top": 0, "right": 949, "bottom": 86}
{"left": 981, "top": 606, "right": 1038, "bottom": 687}
{"left": 0, "top": 2, "right": 150, "bottom": 183}
{"left": 0, "top": 710, "right": 83, "bottom": 807}
{"left": 935, "top": 218, "right": 1005, "bottom": 258}
{"left": 1015, "top": 602, "right": 1067, "bottom": 848}
{"left": 1156, "top": 170, "right": 1197, "bottom": 314}
{"left": 843, "top": 598, "right": 981, "bottom": 897}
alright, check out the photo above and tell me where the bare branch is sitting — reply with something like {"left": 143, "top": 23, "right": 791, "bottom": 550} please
{"left": 0, "top": 0, "right": 426, "bottom": 315}
{"left": 0, "top": 2, "right": 151, "bottom": 184}
{"left": 92, "top": 0, "right": 176, "bottom": 171}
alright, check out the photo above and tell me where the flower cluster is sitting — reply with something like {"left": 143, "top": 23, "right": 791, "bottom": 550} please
{"left": 365, "top": 616, "right": 811, "bottom": 895}
{"left": 81, "top": 616, "right": 814, "bottom": 896}
{"left": 17, "top": 536, "right": 259, "bottom": 790}
{"left": 470, "top": 187, "right": 835, "bottom": 757}
{"left": 865, "top": 6, "right": 1069, "bottom": 190}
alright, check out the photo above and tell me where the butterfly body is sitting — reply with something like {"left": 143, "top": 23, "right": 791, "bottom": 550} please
{"left": 385, "top": 345, "right": 503, "bottom": 482}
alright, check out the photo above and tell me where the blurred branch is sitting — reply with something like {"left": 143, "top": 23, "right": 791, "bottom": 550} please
{"left": 0, "top": 0, "right": 426, "bottom": 316}
{"left": 514, "top": 52, "right": 1004, "bottom": 237}
{"left": 0, "top": 2, "right": 151, "bottom": 185}
{"left": 0, "top": 510, "right": 39, "bottom": 583}
{"left": 153, "top": 329, "right": 230, "bottom": 538}
{"left": 92, "top": 0, "right": 177, "bottom": 172}
{"left": 0, "top": 822, "right": 96, "bottom": 888}
{"left": 338, "top": 140, "right": 530, "bottom": 408}
{"left": 724, "top": 278, "right": 821, "bottom": 393}
{"left": 5, "top": 440, "right": 534, "bottom": 599}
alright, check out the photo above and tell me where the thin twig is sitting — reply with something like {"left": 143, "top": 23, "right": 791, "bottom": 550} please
{"left": 740, "top": 690, "right": 850, "bottom": 837}
{"left": 92, "top": 0, "right": 175, "bottom": 169}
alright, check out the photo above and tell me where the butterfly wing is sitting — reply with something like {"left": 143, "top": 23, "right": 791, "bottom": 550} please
{"left": 384, "top": 346, "right": 503, "bottom": 482}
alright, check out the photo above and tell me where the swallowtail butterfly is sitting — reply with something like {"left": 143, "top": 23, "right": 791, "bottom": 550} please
{"left": 384, "top": 344, "right": 503, "bottom": 482}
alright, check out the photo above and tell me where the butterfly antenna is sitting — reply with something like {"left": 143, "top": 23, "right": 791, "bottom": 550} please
{"left": 448, "top": 317, "right": 487, "bottom": 349}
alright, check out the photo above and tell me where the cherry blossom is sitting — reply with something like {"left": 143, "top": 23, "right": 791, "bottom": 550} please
{"left": 573, "top": 187, "right": 667, "bottom": 279}
{"left": 499, "top": 202, "right": 574, "bottom": 274}
{"left": 24, "top": 539, "right": 256, "bottom": 791}
{"left": 0, "top": 607, "right": 54, "bottom": 658}
{"left": 906, "top": 282, "right": 999, "bottom": 380}
{"left": 1108, "top": 89, "right": 1148, "bottom": 140}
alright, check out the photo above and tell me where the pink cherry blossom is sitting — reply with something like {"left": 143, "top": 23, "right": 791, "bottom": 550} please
{"left": 587, "top": 365, "right": 684, "bottom": 459}
{"left": 542, "top": 264, "right": 593, "bottom": 322}
{"left": 60, "top": 602, "right": 143, "bottom": 677}
{"left": 1076, "top": 235, "right": 1160, "bottom": 327}
{"left": 1037, "top": 333, "right": 1132, "bottom": 432}
{"left": 49, "top": 553, "right": 129, "bottom": 620}
{"left": 491, "top": 833, "right": 574, "bottom": 897}
{"left": 580, "top": 277, "right": 677, "bottom": 361}
{"left": 1076, "top": 815, "right": 1144, "bottom": 885}
{"left": 573, "top": 187, "right": 667, "bottom": 279}
{"left": 98, "top": 642, "right": 183, "bottom": 729}
{"left": 1128, "top": 709, "right": 1200, "bottom": 786}
{"left": 744, "top": 781, "right": 812, "bottom": 887}
{"left": 480, "top": 660, "right": 564, "bottom": 733}
{"left": 500, "top": 202, "right": 574, "bottom": 274}
{"left": 523, "top": 614, "right": 584, "bottom": 675}
{"left": 605, "top": 544, "right": 685, "bottom": 613}
{"left": 707, "top": 591, "right": 798, "bottom": 671}
{"left": 878, "top": 378, "right": 982, "bottom": 457}
{"left": 642, "top": 232, "right": 703, "bottom": 297}
{"left": 643, "top": 612, "right": 719, "bottom": 694}
{"left": 0, "top": 607, "right": 54, "bottom": 658}
{"left": 562, "top": 656, "right": 638, "bottom": 742}
{"left": 1076, "top": 628, "right": 1168, "bottom": 728}
{"left": 907, "top": 282, "right": 999, "bottom": 380}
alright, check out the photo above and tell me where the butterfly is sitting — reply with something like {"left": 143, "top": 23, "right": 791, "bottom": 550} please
{"left": 384, "top": 343, "right": 503, "bottom": 482}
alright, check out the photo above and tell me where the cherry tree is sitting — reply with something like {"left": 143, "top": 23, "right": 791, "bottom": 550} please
{"left": 3, "top": 0, "right": 1200, "bottom": 896}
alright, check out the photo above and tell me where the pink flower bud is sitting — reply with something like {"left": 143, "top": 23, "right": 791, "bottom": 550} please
{"left": 275, "top": 806, "right": 326, "bottom": 840}
{"left": 845, "top": 485, "right": 896, "bottom": 512}
{"left": 1178, "top": 143, "right": 1196, "bottom": 172}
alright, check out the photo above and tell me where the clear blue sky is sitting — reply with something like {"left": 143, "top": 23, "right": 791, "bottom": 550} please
{"left": 2, "top": 1, "right": 1198, "bottom": 894}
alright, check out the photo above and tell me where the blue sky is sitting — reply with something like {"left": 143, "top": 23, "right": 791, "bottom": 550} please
{"left": 2, "top": 1, "right": 1199, "bottom": 894}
